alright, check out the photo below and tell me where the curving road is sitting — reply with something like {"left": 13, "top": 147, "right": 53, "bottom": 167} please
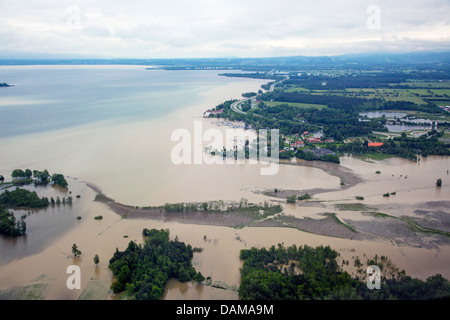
{"left": 230, "top": 98, "right": 251, "bottom": 114}
{"left": 230, "top": 76, "right": 288, "bottom": 114}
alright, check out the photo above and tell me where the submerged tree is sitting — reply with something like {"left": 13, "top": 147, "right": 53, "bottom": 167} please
{"left": 72, "top": 243, "right": 81, "bottom": 257}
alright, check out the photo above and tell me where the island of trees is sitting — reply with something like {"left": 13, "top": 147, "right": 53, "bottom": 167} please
{"left": 0, "top": 206, "right": 26, "bottom": 237}
{"left": 108, "top": 228, "right": 205, "bottom": 300}
{"left": 239, "top": 244, "right": 450, "bottom": 300}
{"left": 0, "top": 188, "right": 49, "bottom": 208}
{"left": 9, "top": 169, "right": 68, "bottom": 188}
{"left": 0, "top": 169, "right": 71, "bottom": 237}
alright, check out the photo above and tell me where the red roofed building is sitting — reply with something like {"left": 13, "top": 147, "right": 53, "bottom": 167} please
{"left": 308, "top": 138, "right": 322, "bottom": 143}
{"left": 368, "top": 142, "right": 383, "bottom": 147}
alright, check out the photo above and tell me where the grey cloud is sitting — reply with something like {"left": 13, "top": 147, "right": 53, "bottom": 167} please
{"left": 0, "top": 0, "right": 448, "bottom": 58}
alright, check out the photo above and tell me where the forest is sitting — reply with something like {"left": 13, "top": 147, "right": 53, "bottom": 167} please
{"left": 108, "top": 228, "right": 205, "bottom": 300}
{"left": 239, "top": 244, "right": 450, "bottom": 300}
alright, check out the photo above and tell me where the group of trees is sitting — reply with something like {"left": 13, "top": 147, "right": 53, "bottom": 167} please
{"left": 0, "top": 187, "right": 49, "bottom": 208}
{"left": 10, "top": 169, "right": 68, "bottom": 188}
{"left": 239, "top": 243, "right": 450, "bottom": 300}
{"left": 51, "top": 174, "right": 68, "bottom": 188}
{"left": 0, "top": 206, "right": 26, "bottom": 237}
{"left": 0, "top": 170, "right": 71, "bottom": 237}
{"left": 108, "top": 229, "right": 205, "bottom": 300}
{"left": 285, "top": 193, "right": 312, "bottom": 203}
{"left": 296, "top": 148, "right": 340, "bottom": 163}
{"left": 72, "top": 243, "right": 82, "bottom": 257}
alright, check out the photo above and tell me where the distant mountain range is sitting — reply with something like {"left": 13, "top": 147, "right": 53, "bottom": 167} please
{"left": 0, "top": 52, "right": 449, "bottom": 70}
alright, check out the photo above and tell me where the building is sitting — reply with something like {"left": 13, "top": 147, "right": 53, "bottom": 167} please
{"left": 204, "top": 109, "right": 224, "bottom": 117}
{"left": 291, "top": 140, "right": 305, "bottom": 148}
{"left": 368, "top": 142, "right": 384, "bottom": 147}
{"left": 307, "top": 137, "right": 322, "bottom": 143}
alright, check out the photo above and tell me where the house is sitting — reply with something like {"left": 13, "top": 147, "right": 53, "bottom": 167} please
{"left": 204, "top": 109, "right": 224, "bottom": 117}
{"left": 308, "top": 137, "right": 322, "bottom": 143}
{"left": 293, "top": 140, "right": 305, "bottom": 148}
{"left": 368, "top": 142, "right": 384, "bottom": 147}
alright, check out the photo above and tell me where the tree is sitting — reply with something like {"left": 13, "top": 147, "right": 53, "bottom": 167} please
{"left": 286, "top": 195, "right": 297, "bottom": 203}
{"left": 24, "top": 169, "right": 32, "bottom": 179}
{"left": 436, "top": 178, "right": 442, "bottom": 187}
{"left": 72, "top": 243, "right": 81, "bottom": 257}
{"left": 94, "top": 254, "right": 100, "bottom": 266}
{"left": 51, "top": 173, "right": 68, "bottom": 188}
{"left": 11, "top": 169, "right": 26, "bottom": 179}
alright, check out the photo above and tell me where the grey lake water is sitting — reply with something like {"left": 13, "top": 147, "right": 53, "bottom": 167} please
{"left": 0, "top": 66, "right": 250, "bottom": 138}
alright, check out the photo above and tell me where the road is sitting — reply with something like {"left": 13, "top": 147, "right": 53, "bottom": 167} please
{"left": 230, "top": 98, "right": 251, "bottom": 114}
{"left": 230, "top": 76, "right": 288, "bottom": 114}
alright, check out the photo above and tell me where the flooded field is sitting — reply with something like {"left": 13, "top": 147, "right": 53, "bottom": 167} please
{"left": 0, "top": 153, "right": 448, "bottom": 300}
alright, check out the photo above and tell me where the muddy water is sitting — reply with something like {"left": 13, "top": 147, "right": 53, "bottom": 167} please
{"left": 0, "top": 160, "right": 449, "bottom": 299}
{"left": 315, "top": 155, "right": 450, "bottom": 205}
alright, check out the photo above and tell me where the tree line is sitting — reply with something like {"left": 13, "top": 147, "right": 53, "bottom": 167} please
{"left": 10, "top": 169, "right": 68, "bottom": 188}
{"left": 0, "top": 187, "right": 49, "bottom": 208}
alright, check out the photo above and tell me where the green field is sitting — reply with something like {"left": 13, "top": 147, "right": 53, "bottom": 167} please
{"left": 263, "top": 100, "right": 327, "bottom": 109}
{"left": 434, "top": 101, "right": 450, "bottom": 107}
{"left": 398, "top": 81, "right": 450, "bottom": 89}
{"left": 284, "top": 87, "right": 311, "bottom": 93}
{"left": 280, "top": 82, "right": 450, "bottom": 106}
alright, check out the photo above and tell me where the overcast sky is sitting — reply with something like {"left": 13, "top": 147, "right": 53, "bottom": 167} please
{"left": 0, "top": 0, "right": 448, "bottom": 59}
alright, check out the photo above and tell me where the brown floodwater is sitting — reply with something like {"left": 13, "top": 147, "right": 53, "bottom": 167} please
{"left": 0, "top": 163, "right": 449, "bottom": 299}
{"left": 1, "top": 73, "right": 449, "bottom": 300}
